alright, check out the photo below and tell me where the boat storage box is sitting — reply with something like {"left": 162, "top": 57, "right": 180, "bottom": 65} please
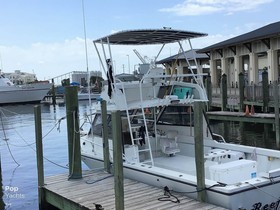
{"left": 209, "top": 159, "right": 257, "bottom": 185}
{"left": 172, "top": 87, "right": 192, "bottom": 99}
{"left": 124, "top": 145, "right": 139, "bottom": 163}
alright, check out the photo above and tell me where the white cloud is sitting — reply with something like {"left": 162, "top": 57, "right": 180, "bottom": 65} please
{"left": 0, "top": 38, "right": 98, "bottom": 81}
{"left": 159, "top": 0, "right": 274, "bottom": 16}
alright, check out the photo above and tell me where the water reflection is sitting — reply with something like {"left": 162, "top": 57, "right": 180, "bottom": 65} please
{"left": 210, "top": 120, "right": 277, "bottom": 149}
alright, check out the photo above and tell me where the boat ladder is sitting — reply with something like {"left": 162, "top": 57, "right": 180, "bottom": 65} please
{"left": 125, "top": 108, "right": 154, "bottom": 166}
{"left": 126, "top": 109, "right": 154, "bottom": 165}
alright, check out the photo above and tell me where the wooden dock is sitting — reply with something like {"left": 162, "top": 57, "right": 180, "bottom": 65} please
{"left": 42, "top": 170, "right": 227, "bottom": 210}
{"left": 207, "top": 111, "right": 277, "bottom": 124}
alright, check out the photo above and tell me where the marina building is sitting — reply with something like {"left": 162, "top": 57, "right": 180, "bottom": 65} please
{"left": 3, "top": 70, "right": 37, "bottom": 84}
{"left": 199, "top": 21, "right": 280, "bottom": 87}
{"left": 157, "top": 49, "right": 209, "bottom": 78}
{"left": 71, "top": 70, "right": 102, "bottom": 85}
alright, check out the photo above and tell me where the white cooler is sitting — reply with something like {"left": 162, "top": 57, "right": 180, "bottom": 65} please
{"left": 209, "top": 159, "right": 257, "bottom": 185}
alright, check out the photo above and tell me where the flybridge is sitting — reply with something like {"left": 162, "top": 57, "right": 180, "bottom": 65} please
{"left": 92, "top": 28, "right": 208, "bottom": 94}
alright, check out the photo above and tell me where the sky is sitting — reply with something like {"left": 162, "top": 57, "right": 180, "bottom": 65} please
{"left": 0, "top": 0, "right": 280, "bottom": 81}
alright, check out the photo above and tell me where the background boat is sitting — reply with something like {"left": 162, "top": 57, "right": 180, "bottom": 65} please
{"left": 0, "top": 74, "right": 51, "bottom": 104}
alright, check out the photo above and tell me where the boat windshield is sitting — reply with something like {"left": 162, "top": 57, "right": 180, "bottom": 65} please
{"left": 88, "top": 114, "right": 112, "bottom": 138}
{"left": 157, "top": 106, "right": 193, "bottom": 126}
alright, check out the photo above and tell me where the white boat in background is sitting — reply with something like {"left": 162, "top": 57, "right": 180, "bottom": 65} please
{"left": 80, "top": 29, "right": 280, "bottom": 209}
{"left": 78, "top": 87, "right": 100, "bottom": 101}
{"left": 0, "top": 74, "right": 51, "bottom": 105}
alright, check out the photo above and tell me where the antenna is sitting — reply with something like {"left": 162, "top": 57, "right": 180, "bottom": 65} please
{"left": 81, "top": 0, "right": 91, "bottom": 103}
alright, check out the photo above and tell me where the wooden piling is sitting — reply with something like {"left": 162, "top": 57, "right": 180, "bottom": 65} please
{"left": 111, "top": 111, "right": 124, "bottom": 210}
{"left": 221, "top": 74, "right": 227, "bottom": 111}
{"left": 51, "top": 79, "right": 56, "bottom": 105}
{"left": 65, "top": 86, "right": 82, "bottom": 179}
{"left": 193, "top": 101, "right": 206, "bottom": 202}
{"left": 205, "top": 75, "right": 212, "bottom": 111}
{"left": 262, "top": 70, "right": 269, "bottom": 113}
{"left": 273, "top": 81, "right": 280, "bottom": 148}
{"left": 34, "top": 105, "right": 45, "bottom": 209}
{"left": 238, "top": 72, "right": 245, "bottom": 112}
{"left": 101, "top": 100, "right": 111, "bottom": 173}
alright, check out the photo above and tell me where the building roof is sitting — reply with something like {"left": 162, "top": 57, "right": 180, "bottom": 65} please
{"left": 199, "top": 21, "right": 280, "bottom": 53}
{"left": 93, "top": 29, "right": 207, "bottom": 45}
{"left": 157, "top": 49, "right": 208, "bottom": 64}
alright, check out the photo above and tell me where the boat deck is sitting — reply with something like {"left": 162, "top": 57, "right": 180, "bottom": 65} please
{"left": 153, "top": 154, "right": 216, "bottom": 178}
{"left": 43, "top": 170, "right": 227, "bottom": 209}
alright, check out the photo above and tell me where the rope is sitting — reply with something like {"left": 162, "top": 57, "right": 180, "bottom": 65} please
{"left": 69, "top": 110, "right": 80, "bottom": 178}
{"left": 4, "top": 139, "right": 20, "bottom": 166}
{"left": 246, "top": 182, "right": 280, "bottom": 201}
{"left": 158, "top": 186, "right": 180, "bottom": 203}
{"left": 0, "top": 107, "right": 69, "bottom": 169}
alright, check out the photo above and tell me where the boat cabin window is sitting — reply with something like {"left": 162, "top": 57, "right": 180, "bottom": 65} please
{"left": 157, "top": 106, "right": 193, "bottom": 126}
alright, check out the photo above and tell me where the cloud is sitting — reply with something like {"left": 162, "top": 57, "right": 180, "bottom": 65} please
{"left": 0, "top": 30, "right": 249, "bottom": 82}
{"left": 0, "top": 38, "right": 97, "bottom": 81}
{"left": 159, "top": 0, "right": 274, "bottom": 16}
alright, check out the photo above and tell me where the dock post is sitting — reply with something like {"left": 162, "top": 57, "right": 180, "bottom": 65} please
{"left": 34, "top": 105, "right": 45, "bottom": 209}
{"left": 262, "top": 70, "right": 269, "bottom": 113}
{"left": 51, "top": 79, "right": 56, "bottom": 105}
{"left": 65, "top": 86, "right": 82, "bottom": 179}
{"left": 194, "top": 101, "right": 206, "bottom": 202}
{"left": 273, "top": 81, "right": 280, "bottom": 148}
{"left": 238, "top": 72, "right": 245, "bottom": 112}
{"left": 111, "top": 111, "right": 124, "bottom": 210}
{"left": 205, "top": 75, "right": 212, "bottom": 111}
{"left": 101, "top": 100, "right": 111, "bottom": 173}
{"left": 221, "top": 74, "right": 227, "bottom": 111}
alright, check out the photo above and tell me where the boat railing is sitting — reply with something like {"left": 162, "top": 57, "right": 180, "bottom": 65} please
{"left": 212, "top": 133, "right": 226, "bottom": 143}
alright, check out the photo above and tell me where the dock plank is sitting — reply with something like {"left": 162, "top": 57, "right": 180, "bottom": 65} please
{"left": 43, "top": 170, "right": 227, "bottom": 210}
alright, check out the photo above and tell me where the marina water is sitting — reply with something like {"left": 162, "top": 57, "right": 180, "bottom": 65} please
{"left": 0, "top": 102, "right": 277, "bottom": 210}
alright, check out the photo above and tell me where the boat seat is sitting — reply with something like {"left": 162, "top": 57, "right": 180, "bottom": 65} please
{"left": 160, "top": 130, "right": 180, "bottom": 155}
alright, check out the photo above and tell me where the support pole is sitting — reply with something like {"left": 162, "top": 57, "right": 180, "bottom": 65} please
{"left": 194, "top": 102, "right": 206, "bottom": 202}
{"left": 111, "top": 111, "right": 124, "bottom": 210}
{"left": 273, "top": 81, "right": 280, "bottom": 148}
{"left": 101, "top": 100, "right": 110, "bottom": 172}
{"left": 34, "top": 105, "right": 45, "bottom": 209}
{"left": 65, "top": 86, "right": 82, "bottom": 179}
{"left": 221, "top": 73, "right": 227, "bottom": 111}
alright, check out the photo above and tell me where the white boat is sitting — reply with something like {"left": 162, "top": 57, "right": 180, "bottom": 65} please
{"left": 78, "top": 87, "right": 100, "bottom": 101}
{"left": 0, "top": 74, "right": 52, "bottom": 104}
{"left": 81, "top": 29, "right": 280, "bottom": 209}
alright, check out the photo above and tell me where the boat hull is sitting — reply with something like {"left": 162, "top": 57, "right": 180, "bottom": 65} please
{"left": 0, "top": 83, "right": 51, "bottom": 104}
{"left": 78, "top": 93, "right": 100, "bottom": 101}
{"left": 82, "top": 154, "right": 280, "bottom": 210}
